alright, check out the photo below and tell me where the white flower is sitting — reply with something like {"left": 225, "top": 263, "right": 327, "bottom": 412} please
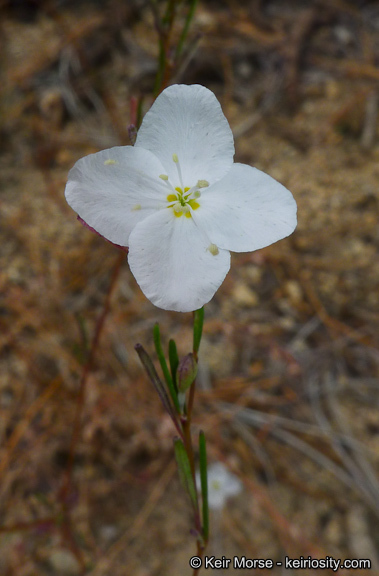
{"left": 65, "top": 84, "right": 297, "bottom": 312}
{"left": 197, "top": 462, "right": 242, "bottom": 511}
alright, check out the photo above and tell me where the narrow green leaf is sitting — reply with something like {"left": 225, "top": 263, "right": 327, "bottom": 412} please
{"left": 174, "top": 438, "right": 197, "bottom": 507}
{"left": 153, "top": 40, "right": 166, "bottom": 97}
{"left": 176, "top": 0, "right": 199, "bottom": 60}
{"left": 193, "top": 307, "right": 204, "bottom": 356}
{"left": 168, "top": 339, "right": 179, "bottom": 389}
{"left": 73, "top": 313, "right": 89, "bottom": 364}
{"left": 199, "top": 430, "right": 209, "bottom": 542}
{"left": 153, "top": 324, "right": 180, "bottom": 413}
{"left": 135, "top": 344, "right": 178, "bottom": 425}
{"left": 162, "top": 0, "right": 176, "bottom": 26}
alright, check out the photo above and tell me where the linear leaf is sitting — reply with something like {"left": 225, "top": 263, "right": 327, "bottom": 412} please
{"left": 153, "top": 324, "right": 180, "bottom": 413}
{"left": 193, "top": 307, "right": 204, "bottom": 356}
{"left": 168, "top": 339, "right": 179, "bottom": 389}
{"left": 174, "top": 437, "right": 197, "bottom": 507}
{"left": 135, "top": 344, "right": 178, "bottom": 426}
{"left": 199, "top": 430, "right": 209, "bottom": 541}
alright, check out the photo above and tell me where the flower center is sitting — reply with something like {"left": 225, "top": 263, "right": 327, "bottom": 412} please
{"left": 159, "top": 154, "right": 208, "bottom": 219}
{"left": 210, "top": 479, "right": 221, "bottom": 491}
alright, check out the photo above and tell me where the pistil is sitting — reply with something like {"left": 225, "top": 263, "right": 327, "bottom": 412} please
{"left": 172, "top": 153, "right": 184, "bottom": 190}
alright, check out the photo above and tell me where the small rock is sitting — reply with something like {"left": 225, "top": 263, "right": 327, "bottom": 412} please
{"left": 323, "top": 515, "right": 343, "bottom": 548}
{"left": 284, "top": 280, "right": 303, "bottom": 305}
{"left": 232, "top": 284, "right": 258, "bottom": 307}
{"left": 99, "top": 524, "right": 119, "bottom": 543}
{"left": 48, "top": 549, "right": 80, "bottom": 575}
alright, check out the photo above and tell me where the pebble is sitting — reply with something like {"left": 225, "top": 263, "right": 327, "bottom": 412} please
{"left": 48, "top": 549, "right": 81, "bottom": 575}
{"left": 232, "top": 284, "right": 258, "bottom": 307}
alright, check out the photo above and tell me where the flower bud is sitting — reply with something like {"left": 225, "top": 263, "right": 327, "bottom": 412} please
{"left": 177, "top": 353, "right": 198, "bottom": 393}
{"left": 127, "top": 124, "right": 137, "bottom": 146}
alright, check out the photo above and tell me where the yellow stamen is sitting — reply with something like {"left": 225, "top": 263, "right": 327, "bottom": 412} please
{"left": 104, "top": 159, "right": 117, "bottom": 165}
{"left": 188, "top": 199, "right": 200, "bottom": 210}
{"left": 208, "top": 243, "right": 219, "bottom": 255}
{"left": 162, "top": 165, "right": 203, "bottom": 218}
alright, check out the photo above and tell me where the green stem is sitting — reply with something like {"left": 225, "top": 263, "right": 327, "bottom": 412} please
{"left": 181, "top": 307, "right": 209, "bottom": 576}
{"left": 199, "top": 430, "right": 209, "bottom": 543}
{"left": 153, "top": 0, "right": 177, "bottom": 97}
{"left": 176, "top": 0, "right": 199, "bottom": 60}
{"left": 181, "top": 406, "right": 202, "bottom": 534}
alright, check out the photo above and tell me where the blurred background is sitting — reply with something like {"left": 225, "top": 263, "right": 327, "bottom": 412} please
{"left": 1, "top": 0, "right": 379, "bottom": 574}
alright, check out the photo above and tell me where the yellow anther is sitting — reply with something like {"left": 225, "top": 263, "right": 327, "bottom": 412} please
{"left": 172, "top": 203, "right": 193, "bottom": 219}
{"left": 188, "top": 199, "right": 200, "bottom": 210}
{"left": 208, "top": 244, "right": 219, "bottom": 256}
{"left": 164, "top": 163, "right": 203, "bottom": 218}
{"left": 132, "top": 204, "right": 141, "bottom": 211}
{"left": 104, "top": 159, "right": 117, "bottom": 165}
{"left": 159, "top": 174, "right": 169, "bottom": 181}
{"left": 197, "top": 179, "right": 209, "bottom": 188}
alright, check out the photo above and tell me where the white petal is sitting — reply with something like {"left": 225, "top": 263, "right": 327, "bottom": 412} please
{"left": 192, "top": 163, "right": 297, "bottom": 252}
{"left": 128, "top": 209, "right": 231, "bottom": 312}
{"left": 198, "top": 462, "right": 242, "bottom": 511}
{"left": 65, "top": 146, "right": 168, "bottom": 246}
{"left": 207, "top": 491, "right": 226, "bottom": 511}
{"left": 135, "top": 84, "right": 235, "bottom": 188}
{"left": 224, "top": 473, "right": 243, "bottom": 497}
